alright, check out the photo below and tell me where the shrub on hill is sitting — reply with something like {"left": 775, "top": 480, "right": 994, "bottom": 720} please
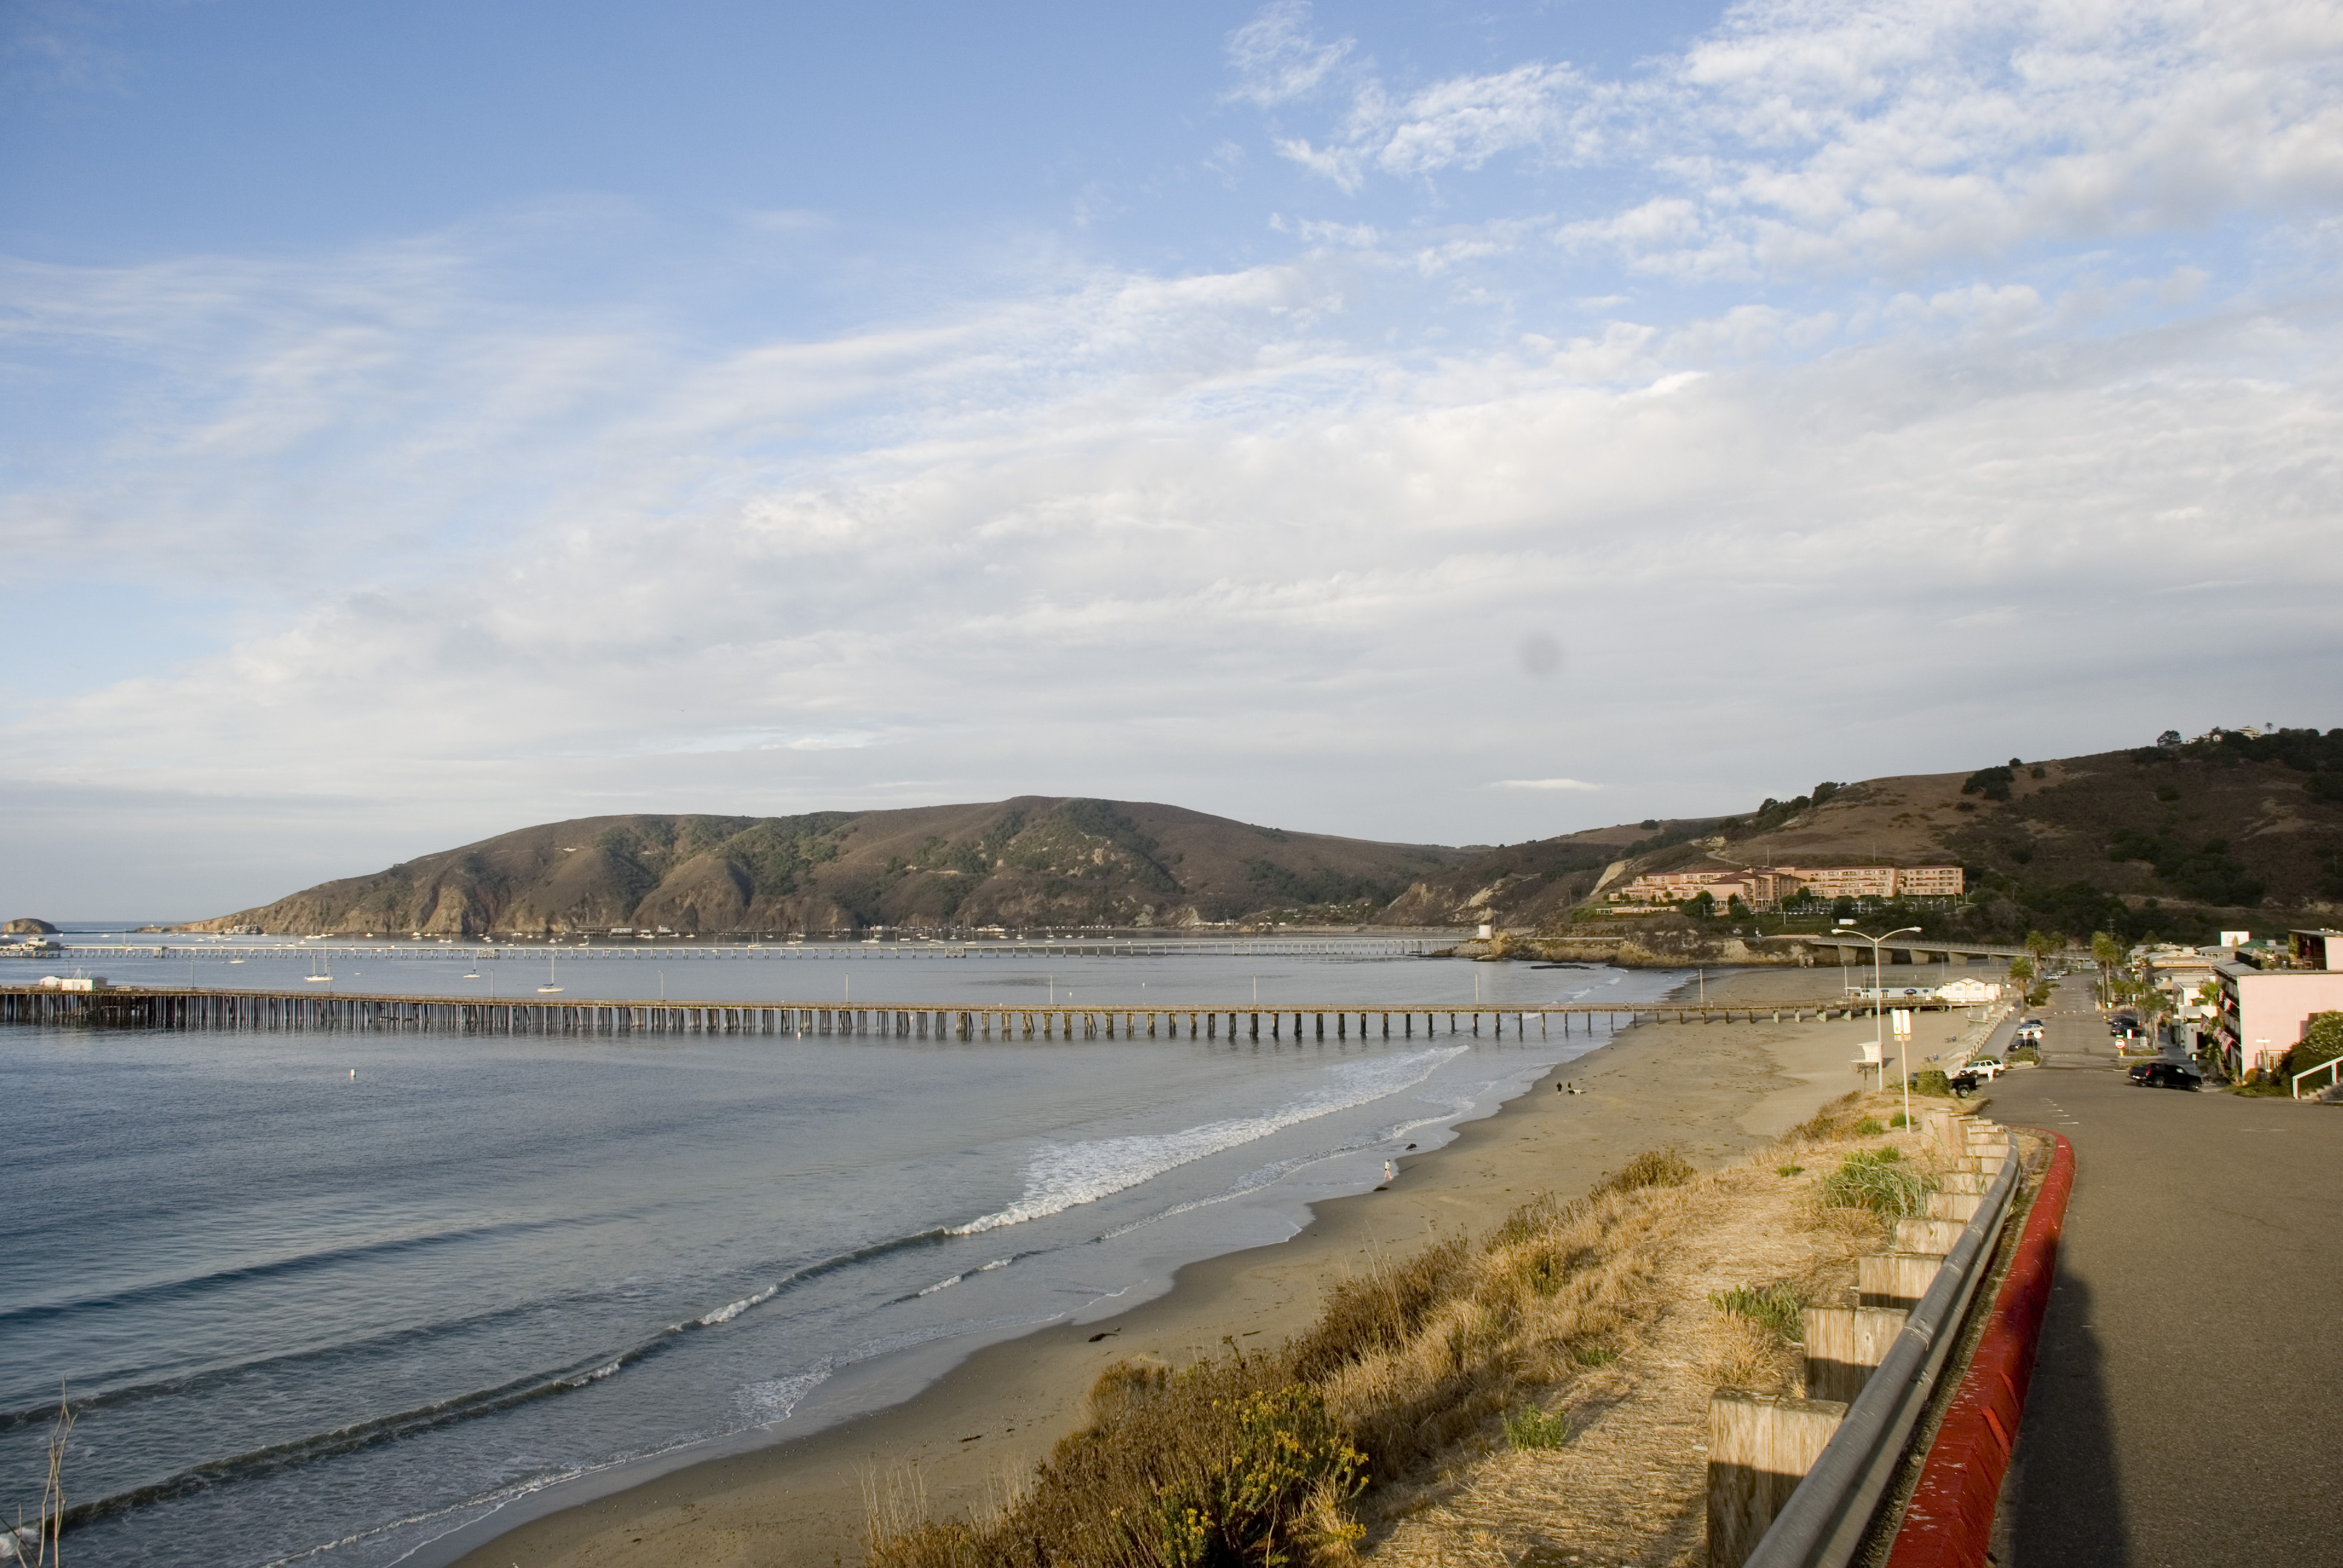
{"left": 1962, "top": 764, "right": 2017, "bottom": 801}
{"left": 2106, "top": 829, "right": 2266, "bottom": 906}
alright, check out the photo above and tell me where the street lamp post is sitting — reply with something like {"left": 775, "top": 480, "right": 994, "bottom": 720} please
{"left": 1843, "top": 926, "right": 1922, "bottom": 1129}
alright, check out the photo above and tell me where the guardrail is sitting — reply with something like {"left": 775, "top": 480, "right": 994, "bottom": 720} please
{"left": 1883, "top": 1131, "right": 2074, "bottom": 1566}
{"left": 1742, "top": 1132, "right": 2023, "bottom": 1568}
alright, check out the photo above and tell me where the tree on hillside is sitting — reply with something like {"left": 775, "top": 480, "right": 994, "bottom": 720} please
{"left": 1682, "top": 890, "right": 1718, "bottom": 920}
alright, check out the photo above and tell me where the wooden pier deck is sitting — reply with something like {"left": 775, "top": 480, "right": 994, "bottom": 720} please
{"left": 0, "top": 985, "right": 1944, "bottom": 1040}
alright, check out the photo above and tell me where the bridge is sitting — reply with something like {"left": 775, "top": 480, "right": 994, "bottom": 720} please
{"left": 0, "top": 984, "right": 1967, "bottom": 1040}
{"left": 1756, "top": 933, "right": 2057, "bottom": 967}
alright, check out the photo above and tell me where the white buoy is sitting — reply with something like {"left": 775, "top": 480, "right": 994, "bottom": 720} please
{"left": 349, "top": 1068, "right": 356, "bottom": 1080}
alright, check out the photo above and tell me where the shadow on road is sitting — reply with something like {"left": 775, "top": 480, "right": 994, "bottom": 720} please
{"left": 1995, "top": 1243, "right": 2129, "bottom": 1566}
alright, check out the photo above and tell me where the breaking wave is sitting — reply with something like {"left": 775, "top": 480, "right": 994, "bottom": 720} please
{"left": 951, "top": 1047, "right": 1466, "bottom": 1235}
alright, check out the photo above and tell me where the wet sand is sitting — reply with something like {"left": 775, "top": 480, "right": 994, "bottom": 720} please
{"left": 448, "top": 967, "right": 1888, "bottom": 1568}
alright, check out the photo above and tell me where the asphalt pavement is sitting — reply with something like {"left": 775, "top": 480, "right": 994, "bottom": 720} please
{"left": 1989, "top": 979, "right": 2343, "bottom": 1567}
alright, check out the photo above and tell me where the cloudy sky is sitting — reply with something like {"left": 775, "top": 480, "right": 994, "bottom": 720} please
{"left": 5, "top": 0, "right": 2341, "bottom": 916}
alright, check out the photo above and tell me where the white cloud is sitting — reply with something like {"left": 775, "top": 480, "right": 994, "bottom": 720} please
{"left": 1257, "top": 0, "right": 2343, "bottom": 277}
{"left": 8, "top": 1, "right": 2343, "bottom": 906}
{"left": 7, "top": 232, "right": 2339, "bottom": 879}
{"left": 1224, "top": 1, "right": 1354, "bottom": 108}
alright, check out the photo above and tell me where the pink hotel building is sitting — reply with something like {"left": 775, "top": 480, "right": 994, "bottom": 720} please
{"left": 1610, "top": 864, "right": 1964, "bottom": 909}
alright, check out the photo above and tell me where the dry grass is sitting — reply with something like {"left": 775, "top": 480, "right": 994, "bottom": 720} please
{"left": 867, "top": 1093, "right": 1938, "bottom": 1568}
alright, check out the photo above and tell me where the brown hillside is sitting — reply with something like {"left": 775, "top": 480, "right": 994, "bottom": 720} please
{"left": 178, "top": 799, "right": 1473, "bottom": 936}
{"left": 1374, "top": 818, "right": 1726, "bottom": 929}
{"left": 1394, "top": 728, "right": 2343, "bottom": 943}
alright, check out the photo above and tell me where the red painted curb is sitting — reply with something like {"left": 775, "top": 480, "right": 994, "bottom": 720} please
{"left": 1883, "top": 1130, "right": 2076, "bottom": 1568}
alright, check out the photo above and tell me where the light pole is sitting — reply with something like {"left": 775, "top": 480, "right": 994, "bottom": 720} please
{"left": 1843, "top": 926, "right": 1922, "bottom": 1129}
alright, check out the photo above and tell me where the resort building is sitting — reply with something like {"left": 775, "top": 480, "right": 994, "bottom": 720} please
{"left": 1607, "top": 864, "right": 1964, "bottom": 909}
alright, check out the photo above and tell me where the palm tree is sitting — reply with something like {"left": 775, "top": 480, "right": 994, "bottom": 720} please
{"left": 2090, "top": 931, "right": 2125, "bottom": 1004}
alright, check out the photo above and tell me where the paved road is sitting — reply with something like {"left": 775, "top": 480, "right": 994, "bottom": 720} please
{"left": 1990, "top": 980, "right": 2343, "bottom": 1567}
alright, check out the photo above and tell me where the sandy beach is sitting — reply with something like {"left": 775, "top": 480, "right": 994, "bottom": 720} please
{"left": 447, "top": 966, "right": 1917, "bottom": 1568}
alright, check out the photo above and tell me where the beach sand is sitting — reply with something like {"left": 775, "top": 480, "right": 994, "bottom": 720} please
{"left": 449, "top": 967, "right": 1907, "bottom": 1568}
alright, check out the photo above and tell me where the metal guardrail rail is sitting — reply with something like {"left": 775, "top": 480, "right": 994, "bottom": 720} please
{"left": 1744, "top": 1132, "right": 2024, "bottom": 1568}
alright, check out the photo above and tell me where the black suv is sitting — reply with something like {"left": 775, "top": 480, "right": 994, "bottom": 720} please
{"left": 2128, "top": 1061, "right": 2202, "bottom": 1090}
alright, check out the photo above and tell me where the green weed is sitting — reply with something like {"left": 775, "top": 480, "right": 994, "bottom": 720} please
{"left": 1708, "top": 1283, "right": 1804, "bottom": 1340}
{"left": 1820, "top": 1147, "right": 1934, "bottom": 1218}
{"left": 1503, "top": 1405, "right": 1573, "bottom": 1450}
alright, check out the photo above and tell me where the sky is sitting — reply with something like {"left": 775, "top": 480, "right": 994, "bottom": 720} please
{"left": 4, "top": 0, "right": 2341, "bottom": 916}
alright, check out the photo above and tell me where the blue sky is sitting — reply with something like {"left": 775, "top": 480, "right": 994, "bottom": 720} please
{"left": 4, "top": 0, "right": 2341, "bottom": 914}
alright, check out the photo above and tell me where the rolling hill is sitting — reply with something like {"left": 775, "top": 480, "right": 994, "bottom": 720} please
{"left": 176, "top": 798, "right": 1476, "bottom": 936}
{"left": 179, "top": 727, "right": 2342, "bottom": 945}
{"left": 1378, "top": 727, "right": 2343, "bottom": 946}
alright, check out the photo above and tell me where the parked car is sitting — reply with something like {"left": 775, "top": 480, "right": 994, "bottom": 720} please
{"left": 1948, "top": 1070, "right": 1982, "bottom": 1098}
{"left": 2014, "top": 1023, "right": 2045, "bottom": 1044}
{"left": 2127, "top": 1061, "right": 2203, "bottom": 1090}
{"left": 1967, "top": 1057, "right": 2005, "bottom": 1079}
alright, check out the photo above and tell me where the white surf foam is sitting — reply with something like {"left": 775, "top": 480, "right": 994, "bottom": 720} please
{"left": 951, "top": 1047, "right": 1467, "bottom": 1235}
{"left": 700, "top": 1282, "right": 778, "bottom": 1325}
{"left": 733, "top": 1367, "right": 831, "bottom": 1425}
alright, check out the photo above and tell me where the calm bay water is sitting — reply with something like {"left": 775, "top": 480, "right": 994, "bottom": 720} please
{"left": 2, "top": 947, "right": 1680, "bottom": 1566}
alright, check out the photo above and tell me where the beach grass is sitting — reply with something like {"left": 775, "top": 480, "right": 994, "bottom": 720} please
{"left": 865, "top": 1093, "right": 1925, "bottom": 1567}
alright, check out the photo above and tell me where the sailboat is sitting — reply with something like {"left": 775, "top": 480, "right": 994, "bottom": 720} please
{"left": 538, "top": 953, "right": 563, "bottom": 994}
{"left": 305, "top": 950, "right": 333, "bottom": 983}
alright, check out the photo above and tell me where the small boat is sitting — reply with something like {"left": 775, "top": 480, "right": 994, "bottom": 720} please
{"left": 305, "top": 954, "right": 333, "bottom": 984}
{"left": 538, "top": 954, "right": 563, "bottom": 994}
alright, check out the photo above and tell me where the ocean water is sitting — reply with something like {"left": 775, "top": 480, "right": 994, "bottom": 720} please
{"left": 1, "top": 949, "right": 1681, "bottom": 1566}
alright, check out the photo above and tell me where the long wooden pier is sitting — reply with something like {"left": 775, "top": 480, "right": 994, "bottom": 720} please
{"left": 10, "top": 935, "right": 1440, "bottom": 963}
{"left": 0, "top": 985, "right": 1938, "bottom": 1040}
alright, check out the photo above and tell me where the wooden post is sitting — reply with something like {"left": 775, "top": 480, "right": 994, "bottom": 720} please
{"left": 1858, "top": 1252, "right": 1944, "bottom": 1312}
{"left": 1708, "top": 1390, "right": 1849, "bottom": 1568}
{"left": 1799, "top": 1305, "right": 1909, "bottom": 1403}
{"left": 1893, "top": 1217, "right": 1966, "bottom": 1255}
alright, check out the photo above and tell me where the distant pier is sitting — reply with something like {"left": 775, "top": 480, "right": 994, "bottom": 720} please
{"left": 0, "top": 984, "right": 1943, "bottom": 1039}
{"left": 18, "top": 935, "right": 1439, "bottom": 962}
